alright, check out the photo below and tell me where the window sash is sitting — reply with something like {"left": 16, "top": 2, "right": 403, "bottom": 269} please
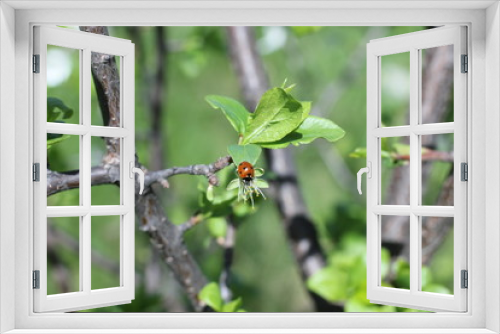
{"left": 366, "top": 26, "right": 467, "bottom": 312}
{"left": 33, "top": 26, "right": 135, "bottom": 313}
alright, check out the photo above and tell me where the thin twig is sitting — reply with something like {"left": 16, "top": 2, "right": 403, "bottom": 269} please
{"left": 393, "top": 149, "right": 454, "bottom": 163}
{"left": 178, "top": 214, "right": 204, "bottom": 234}
{"left": 144, "top": 155, "right": 233, "bottom": 189}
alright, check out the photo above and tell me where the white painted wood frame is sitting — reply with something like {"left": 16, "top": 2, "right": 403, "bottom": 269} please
{"left": 366, "top": 26, "right": 467, "bottom": 312}
{"left": 32, "top": 26, "right": 135, "bottom": 313}
{"left": 0, "top": 1, "right": 498, "bottom": 333}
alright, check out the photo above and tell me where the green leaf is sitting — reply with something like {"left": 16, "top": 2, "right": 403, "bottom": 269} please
{"left": 47, "top": 97, "right": 74, "bottom": 122}
{"left": 221, "top": 297, "right": 242, "bottom": 312}
{"left": 394, "top": 259, "right": 410, "bottom": 289}
{"left": 242, "top": 88, "right": 305, "bottom": 144}
{"left": 226, "top": 178, "right": 240, "bottom": 191}
{"left": 260, "top": 116, "right": 345, "bottom": 149}
{"left": 206, "top": 185, "right": 215, "bottom": 202}
{"left": 254, "top": 179, "right": 269, "bottom": 188}
{"left": 393, "top": 143, "right": 410, "bottom": 156}
{"left": 306, "top": 267, "right": 349, "bottom": 302}
{"left": 350, "top": 147, "right": 391, "bottom": 160}
{"left": 47, "top": 134, "right": 71, "bottom": 149}
{"left": 290, "top": 26, "right": 323, "bottom": 37}
{"left": 421, "top": 266, "right": 433, "bottom": 288}
{"left": 227, "top": 144, "right": 262, "bottom": 166}
{"left": 206, "top": 95, "right": 250, "bottom": 135}
{"left": 349, "top": 147, "right": 367, "bottom": 159}
{"left": 380, "top": 247, "right": 391, "bottom": 280}
{"left": 280, "top": 78, "right": 296, "bottom": 93}
{"left": 207, "top": 217, "right": 227, "bottom": 238}
{"left": 198, "top": 282, "right": 223, "bottom": 311}
{"left": 254, "top": 168, "right": 264, "bottom": 177}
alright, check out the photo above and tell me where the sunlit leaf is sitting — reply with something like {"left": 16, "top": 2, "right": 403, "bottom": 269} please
{"left": 47, "top": 134, "right": 71, "bottom": 149}
{"left": 394, "top": 259, "right": 410, "bottom": 289}
{"left": 227, "top": 144, "right": 262, "bottom": 166}
{"left": 421, "top": 266, "right": 433, "bottom": 288}
{"left": 260, "top": 115, "right": 345, "bottom": 149}
{"left": 206, "top": 185, "right": 215, "bottom": 202}
{"left": 306, "top": 267, "right": 349, "bottom": 302}
{"left": 254, "top": 168, "right": 264, "bottom": 177}
{"left": 207, "top": 217, "right": 227, "bottom": 238}
{"left": 290, "top": 26, "right": 323, "bottom": 37}
{"left": 254, "top": 179, "right": 269, "bottom": 188}
{"left": 226, "top": 178, "right": 240, "bottom": 191}
{"left": 206, "top": 95, "right": 250, "bottom": 135}
{"left": 242, "top": 88, "right": 306, "bottom": 144}
{"left": 380, "top": 247, "right": 391, "bottom": 280}
{"left": 199, "top": 282, "right": 223, "bottom": 311}
{"left": 221, "top": 297, "right": 242, "bottom": 312}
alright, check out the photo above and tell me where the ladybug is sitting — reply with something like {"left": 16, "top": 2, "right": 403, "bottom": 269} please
{"left": 237, "top": 161, "right": 255, "bottom": 183}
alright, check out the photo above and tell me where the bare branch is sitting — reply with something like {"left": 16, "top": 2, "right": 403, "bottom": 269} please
{"left": 47, "top": 165, "right": 118, "bottom": 196}
{"left": 393, "top": 149, "right": 454, "bottom": 163}
{"left": 178, "top": 214, "right": 204, "bottom": 234}
{"left": 144, "top": 155, "right": 233, "bottom": 189}
{"left": 135, "top": 187, "right": 208, "bottom": 311}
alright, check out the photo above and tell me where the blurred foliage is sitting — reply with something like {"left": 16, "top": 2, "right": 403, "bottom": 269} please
{"left": 46, "top": 26, "right": 455, "bottom": 313}
{"left": 199, "top": 282, "right": 246, "bottom": 312}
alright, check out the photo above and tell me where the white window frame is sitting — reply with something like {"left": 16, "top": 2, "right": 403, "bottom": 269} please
{"left": 0, "top": 1, "right": 499, "bottom": 333}
{"left": 33, "top": 26, "right": 136, "bottom": 313}
{"left": 366, "top": 26, "right": 467, "bottom": 312}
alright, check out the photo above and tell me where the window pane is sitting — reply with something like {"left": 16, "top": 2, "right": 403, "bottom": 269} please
{"left": 91, "top": 52, "right": 121, "bottom": 127}
{"left": 421, "top": 45, "right": 454, "bottom": 124}
{"left": 47, "top": 133, "right": 80, "bottom": 206}
{"left": 91, "top": 215, "right": 120, "bottom": 290}
{"left": 421, "top": 134, "right": 454, "bottom": 206}
{"left": 381, "top": 52, "right": 410, "bottom": 127}
{"left": 91, "top": 136, "right": 121, "bottom": 206}
{"left": 47, "top": 45, "right": 80, "bottom": 125}
{"left": 47, "top": 217, "right": 80, "bottom": 295}
{"left": 381, "top": 136, "right": 410, "bottom": 205}
{"left": 380, "top": 215, "right": 410, "bottom": 290}
{"left": 421, "top": 216, "right": 454, "bottom": 294}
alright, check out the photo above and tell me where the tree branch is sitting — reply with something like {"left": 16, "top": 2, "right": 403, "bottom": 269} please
{"left": 392, "top": 149, "right": 454, "bottom": 163}
{"left": 144, "top": 155, "right": 232, "bottom": 188}
{"left": 227, "top": 26, "right": 341, "bottom": 312}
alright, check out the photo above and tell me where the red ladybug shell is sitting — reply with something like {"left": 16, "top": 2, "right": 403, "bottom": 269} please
{"left": 237, "top": 161, "right": 255, "bottom": 181}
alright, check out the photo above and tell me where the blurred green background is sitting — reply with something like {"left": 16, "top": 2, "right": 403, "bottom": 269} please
{"left": 46, "top": 26, "right": 455, "bottom": 313}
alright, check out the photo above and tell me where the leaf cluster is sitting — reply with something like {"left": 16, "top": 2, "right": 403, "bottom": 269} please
{"left": 306, "top": 233, "right": 450, "bottom": 312}
{"left": 198, "top": 282, "right": 246, "bottom": 312}
{"left": 207, "top": 84, "right": 345, "bottom": 165}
